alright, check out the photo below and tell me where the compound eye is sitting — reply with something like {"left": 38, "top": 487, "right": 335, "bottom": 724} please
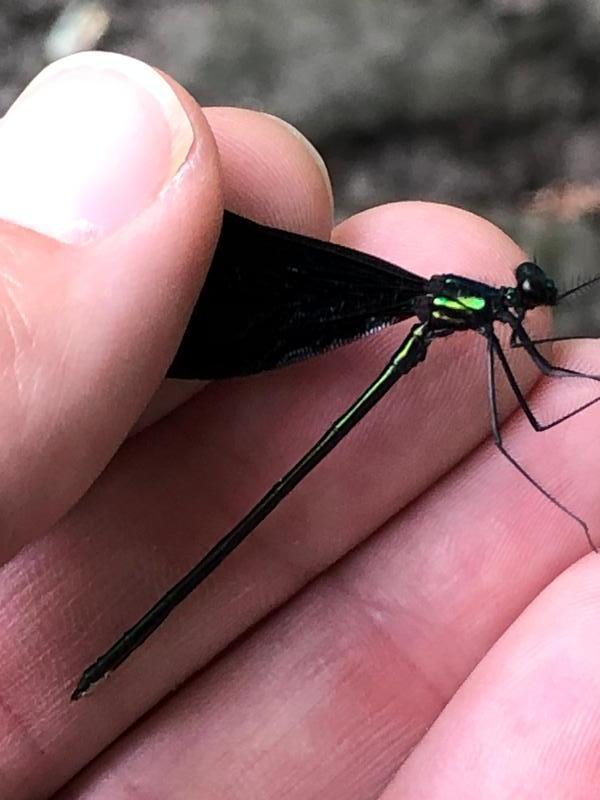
{"left": 515, "top": 261, "right": 557, "bottom": 306}
{"left": 516, "top": 261, "right": 545, "bottom": 293}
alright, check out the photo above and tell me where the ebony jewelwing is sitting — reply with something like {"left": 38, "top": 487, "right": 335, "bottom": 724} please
{"left": 71, "top": 210, "right": 600, "bottom": 700}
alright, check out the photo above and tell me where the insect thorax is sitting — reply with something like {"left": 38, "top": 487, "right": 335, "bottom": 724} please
{"left": 418, "top": 275, "right": 493, "bottom": 329}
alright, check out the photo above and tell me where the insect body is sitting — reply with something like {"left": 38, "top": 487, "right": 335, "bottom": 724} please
{"left": 71, "top": 213, "right": 598, "bottom": 700}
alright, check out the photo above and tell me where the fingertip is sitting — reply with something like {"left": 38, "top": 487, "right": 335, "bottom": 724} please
{"left": 0, "top": 52, "right": 199, "bottom": 244}
{"left": 333, "top": 201, "right": 526, "bottom": 285}
{"left": 257, "top": 112, "right": 334, "bottom": 210}
{"left": 203, "top": 107, "right": 334, "bottom": 236}
{"left": 0, "top": 57, "right": 225, "bottom": 559}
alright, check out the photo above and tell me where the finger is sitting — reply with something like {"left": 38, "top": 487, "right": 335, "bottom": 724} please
{"left": 0, "top": 103, "right": 336, "bottom": 797}
{"left": 384, "top": 555, "right": 600, "bottom": 798}
{"left": 0, "top": 51, "right": 222, "bottom": 561}
{"left": 54, "top": 386, "right": 600, "bottom": 800}
{"left": 203, "top": 107, "right": 333, "bottom": 231}
{"left": 0, "top": 204, "right": 547, "bottom": 798}
{"left": 135, "top": 106, "right": 334, "bottom": 430}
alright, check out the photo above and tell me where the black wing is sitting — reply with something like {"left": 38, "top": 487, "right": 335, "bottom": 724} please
{"left": 168, "top": 211, "right": 426, "bottom": 379}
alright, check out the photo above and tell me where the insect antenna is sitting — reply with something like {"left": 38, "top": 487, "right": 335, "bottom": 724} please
{"left": 557, "top": 272, "right": 600, "bottom": 301}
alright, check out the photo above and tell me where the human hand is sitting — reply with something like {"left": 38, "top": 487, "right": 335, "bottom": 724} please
{"left": 2, "top": 52, "right": 600, "bottom": 800}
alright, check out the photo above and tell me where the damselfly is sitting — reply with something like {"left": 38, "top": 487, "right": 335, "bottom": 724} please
{"left": 71, "top": 210, "right": 600, "bottom": 700}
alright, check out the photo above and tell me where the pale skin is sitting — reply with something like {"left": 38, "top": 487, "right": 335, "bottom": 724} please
{"left": 1, "top": 65, "right": 600, "bottom": 800}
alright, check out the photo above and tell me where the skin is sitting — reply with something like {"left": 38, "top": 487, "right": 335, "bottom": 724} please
{"left": 0, "top": 69, "right": 600, "bottom": 800}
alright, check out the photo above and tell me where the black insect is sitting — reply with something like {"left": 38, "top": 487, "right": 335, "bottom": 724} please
{"left": 72, "top": 211, "right": 600, "bottom": 700}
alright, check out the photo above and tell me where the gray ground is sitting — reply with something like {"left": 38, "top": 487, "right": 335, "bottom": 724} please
{"left": 3, "top": 0, "right": 600, "bottom": 331}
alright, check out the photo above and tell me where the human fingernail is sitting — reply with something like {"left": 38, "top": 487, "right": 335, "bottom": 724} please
{"left": 0, "top": 51, "right": 194, "bottom": 243}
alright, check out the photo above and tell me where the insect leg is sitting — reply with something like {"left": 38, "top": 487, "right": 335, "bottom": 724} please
{"left": 503, "top": 321, "right": 600, "bottom": 429}
{"left": 513, "top": 322, "right": 600, "bottom": 379}
{"left": 486, "top": 334, "right": 595, "bottom": 550}
{"left": 490, "top": 332, "right": 600, "bottom": 431}
{"left": 511, "top": 334, "right": 591, "bottom": 348}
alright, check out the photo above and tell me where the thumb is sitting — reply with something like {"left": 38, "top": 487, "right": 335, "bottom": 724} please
{"left": 0, "top": 52, "right": 222, "bottom": 560}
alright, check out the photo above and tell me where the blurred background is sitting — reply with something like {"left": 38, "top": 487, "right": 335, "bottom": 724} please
{"left": 3, "top": 0, "right": 600, "bottom": 330}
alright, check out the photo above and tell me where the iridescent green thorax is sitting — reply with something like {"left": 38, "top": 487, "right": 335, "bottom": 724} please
{"left": 433, "top": 295, "right": 486, "bottom": 312}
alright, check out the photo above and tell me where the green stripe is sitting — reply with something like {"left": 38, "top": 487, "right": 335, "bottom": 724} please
{"left": 336, "top": 324, "right": 425, "bottom": 429}
{"left": 433, "top": 295, "right": 486, "bottom": 312}
{"left": 392, "top": 323, "right": 425, "bottom": 365}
